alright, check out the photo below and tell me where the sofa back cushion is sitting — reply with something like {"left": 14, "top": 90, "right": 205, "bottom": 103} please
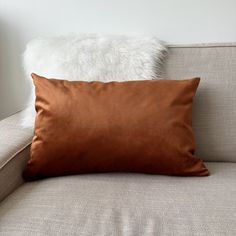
{"left": 164, "top": 44, "right": 236, "bottom": 162}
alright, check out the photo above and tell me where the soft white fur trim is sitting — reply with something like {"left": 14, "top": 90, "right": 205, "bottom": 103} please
{"left": 21, "top": 34, "right": 167, "bottom": 128}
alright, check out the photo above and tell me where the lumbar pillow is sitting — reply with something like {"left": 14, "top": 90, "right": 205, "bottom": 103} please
{"left": 21, "top": 34, "right": 167, "bottom": 128}
{"left": 23, "top": 73, "right": 209, "bottom": 180}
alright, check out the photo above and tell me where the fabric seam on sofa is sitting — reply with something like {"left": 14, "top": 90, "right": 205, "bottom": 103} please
{"left": 0, "top": 143, "right": 31, "bottom": 170}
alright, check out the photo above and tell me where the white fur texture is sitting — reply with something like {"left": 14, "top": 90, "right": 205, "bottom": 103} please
{"left": 21, "top": 34, "right": 167, "bottom": 128}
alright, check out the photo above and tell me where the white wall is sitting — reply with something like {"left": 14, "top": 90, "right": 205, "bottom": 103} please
{"left": 0, "top": 0, "right": 236, "bottom": 120}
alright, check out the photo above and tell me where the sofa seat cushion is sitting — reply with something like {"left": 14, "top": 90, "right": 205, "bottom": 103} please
{"left": 0, "top": 163, "right": 235, "bottom": 236}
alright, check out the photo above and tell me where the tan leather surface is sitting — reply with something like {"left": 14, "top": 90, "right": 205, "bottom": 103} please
{"left": 23, "top": 74, "right": 209, "bottom": 180}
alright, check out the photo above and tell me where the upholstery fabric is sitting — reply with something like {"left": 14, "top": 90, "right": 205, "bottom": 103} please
{"left": 0, "top": 163, "right": 236, "bottom": 236}
{"left": 163, "top": 44, "right": 236, "bottom": 162}
{"left": 0, "top": 147, "right": 30, "bottom": 202}
{"left": 0, "top": 112, "right": 32, "bottom": 201}
{"left": 0, "top": 112, "right": 32, "bottom": 167}
{"left": 23, "top": 74, "right": 208, "bottom": 180}
{"left": 21, "top": 34, "right": 167, "bottom": 128}
{"left": 0, "top": 43, "right": 236, "bottom": 236}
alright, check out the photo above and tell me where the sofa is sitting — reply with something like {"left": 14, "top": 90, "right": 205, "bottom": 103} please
{"left": 0, "top": 43, "right": 235, "bottom": 235}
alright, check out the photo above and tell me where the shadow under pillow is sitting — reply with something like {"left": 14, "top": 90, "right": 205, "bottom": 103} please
{"left": 23, "top": 74, "right": 209, "bottom": 180}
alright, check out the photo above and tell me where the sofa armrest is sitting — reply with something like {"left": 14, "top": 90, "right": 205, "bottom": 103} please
{"left": 0, "top": 111, "right": 33, "bottom": 202}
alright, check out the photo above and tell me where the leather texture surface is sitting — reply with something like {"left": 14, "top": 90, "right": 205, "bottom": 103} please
{"left": 23, "top": 74, "right": 209, "bottom": 180}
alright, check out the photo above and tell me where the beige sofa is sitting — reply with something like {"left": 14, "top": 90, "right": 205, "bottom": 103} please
{"left": 0, "top": 43, "right": 236, "bottom": 235}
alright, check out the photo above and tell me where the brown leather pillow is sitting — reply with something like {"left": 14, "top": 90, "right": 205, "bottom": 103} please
{"left": 23, "top": 74, "right": 209, "bottom": 180}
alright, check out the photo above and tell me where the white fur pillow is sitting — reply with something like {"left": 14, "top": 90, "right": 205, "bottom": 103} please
{"left": 21, "top": 34, "right": 167, "bottom": 128}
